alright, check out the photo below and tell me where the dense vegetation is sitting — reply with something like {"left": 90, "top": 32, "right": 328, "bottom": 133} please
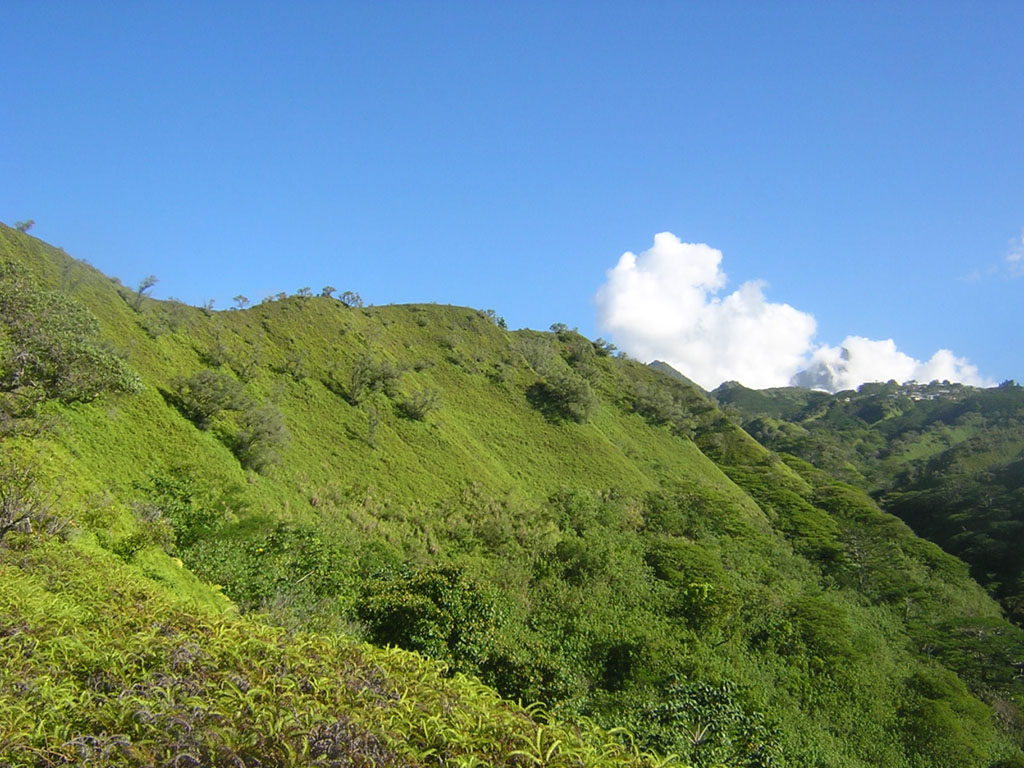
{"left": 714, "top": 378, "right": 1024, "bottom": 626}
{"left": 2, "top": 222, "right": 1024, "bottom": 766}
{"left": 2, "top": 537, "right": 663, "bottom": 767}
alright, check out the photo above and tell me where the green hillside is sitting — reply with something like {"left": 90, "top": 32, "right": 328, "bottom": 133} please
{"left": 714, "top": 378, "right": 1024, "bottom": 627}
{"left": 3, "top": 223, "right": 1024, "bottom": 767}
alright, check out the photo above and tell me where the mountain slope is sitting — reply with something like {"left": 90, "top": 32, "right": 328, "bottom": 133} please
{"left": 714, "top": 378, "right": 1024, "bottom": 626}
{"left": 3, "top": 223, "right": 1024, "bottom": 767}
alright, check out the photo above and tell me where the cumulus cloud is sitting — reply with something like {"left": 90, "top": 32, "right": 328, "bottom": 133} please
{"left": 594, "top": 233, "right": 817, "bottom": 390}
{"left": 795, "top": 338, "right": 991, "bottom": 392}
{"left": 594, "top": 232, "right": 992, "bottom": 392}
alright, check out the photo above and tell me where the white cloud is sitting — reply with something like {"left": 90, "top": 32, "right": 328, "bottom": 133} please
{"left": 960, "top": 231, "right": 1024, "bottom": 282}
{"left": 797, "top": 338, "right": 991, "bottom": 392}
{"left": 594, "top": 232, "right": 992, "bottom": 392}
{"left": 594, "top": 233, "right": 816, "bottom": 389}
{"left": 1007, "top": 231, "right": 1024, "bottom": 277}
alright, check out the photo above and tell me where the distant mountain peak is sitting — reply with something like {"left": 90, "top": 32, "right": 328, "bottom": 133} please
{"left": 647, "top": 360, "right": 706, "bottom": 392}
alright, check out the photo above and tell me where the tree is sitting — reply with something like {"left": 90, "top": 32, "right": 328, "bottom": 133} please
{"left": 341, "top": 354, "right": 401, "bottom": 405}
{"left": 484, "top": 309, "right": 507, "bottom": 329}
{"left": 14, "top": 220, "right": 34, "bottom": 233}
{"left": 137, "top": 468, "right": 220, "bottom": 549}
{"left": 320, "top": 286, "right": 336, "bottom": 298}
{"left": 338, "top": 291, "right": 363, "bottom": 308}
{"left": 232, "top": 295, "right": 250, "bottom": 310}
{"left": 131, "top": 275, "right": 158, "bottom": 311}
{"left": 636, "top": 679, "right": 781, "bottom": 767}
{"left": 296, "top": 287, "right": 312, "bottom": 298}
{"left": 357, "top": 566, "right": 506, "bottom": 677}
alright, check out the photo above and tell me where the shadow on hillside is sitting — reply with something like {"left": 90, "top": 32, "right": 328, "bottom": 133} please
{"left": 525, "top": 382, "right": 567, "bottom": 423}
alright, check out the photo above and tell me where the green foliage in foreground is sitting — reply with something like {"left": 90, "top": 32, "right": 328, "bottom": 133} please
{"left": 2, "top": 222, "right": 1024, "bottom": 767}
{"left": 1, "top": 536, "right": 668, "bottom": 768}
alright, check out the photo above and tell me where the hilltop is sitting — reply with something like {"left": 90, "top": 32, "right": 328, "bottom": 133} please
{"left": 2, "top": 222, "right": 1024, "bottom": 767}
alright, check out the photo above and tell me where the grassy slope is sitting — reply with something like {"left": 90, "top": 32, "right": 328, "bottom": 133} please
{"left": 18, "top": 230, "right": 738, "bottom": 521}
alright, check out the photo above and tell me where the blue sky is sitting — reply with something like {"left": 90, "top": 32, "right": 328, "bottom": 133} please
{"left": 2, "top": 1, "right": 1022, "bottom": 388}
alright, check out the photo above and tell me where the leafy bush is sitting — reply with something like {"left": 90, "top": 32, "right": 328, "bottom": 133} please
{"left": 0, "top": 457, "right": 61, "bottom": 544}
{"left": 234, "top": 404, "right": 287, "bottom": 471}
{"left": 281, "top": 348, "right": 308, "bottom": 381}
{"left": 631, "top": 381, "right": 698, "bottom": 439}
{"left": 169, "top": 370, "right": 284, "bottom": 471}
{"left": 170, "top": 369, "right": 249, "bottom": 429}
{"left": 335, "top": 354, "right": 401, "bottom": 405}
{"left": 135, "top": 469, "right": 222, "bottom": 549}
{"left": 635, "top": 679, "right": 781, "bottom": 768}
{"left": 357, "top": 566, "right": 508, "bottom": 678}
{"left": 399, "top": 387, "right": 441, "bottom": 420}
{"left": 0, "top": 260, "right": 142, "bottom": 421}
{"left": 515, "top": 335, "right": 556, "bottom": 374}
{"left": 633, "top": 382, "right": 683, "bottom": 425}
{"left": 561, "top": 333, "right": 595, "bottom": 366}
{"left": 530, "top": 368, "right": 598, "bottom": 423}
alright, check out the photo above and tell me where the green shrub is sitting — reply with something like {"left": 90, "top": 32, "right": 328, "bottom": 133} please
{"left": 281, "top": 348, "right": 308, "bottom": 381}
{"left": 0, "top": 457, "right": 60, "bottom": 544}
{"left": 399, "top": 388, "right": 441, "bottom": 420}
{"left": 561, "top": 333, "right": 595, "bottom": 366}
{"left": 357, "top": 566, "right": 507, "bottom": 678}
{"left": 0, "top": 260, "right": 142, "bottom": 419}
{"left": 633, "top": 382, "right": 684, "bottom": 426}
{"left": 135, "top": 469, "right": 222, "bottom": 549}
{"left": 635, "top": 679, "right": 781, "bottom": 768}
{"left": 234, "top": 404, "right": 287, "bottom": 471}
{"left": 529, "top": 368, "right": 598, "bottom": 424}
{"left": 515, "top": 335, "right": 556, "bottom": 374}
{"left": 170, "top": 369, "right": 248, "bottom": 429}
{"left": 337, "top": 354, "right": 401, "bottom": 404}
